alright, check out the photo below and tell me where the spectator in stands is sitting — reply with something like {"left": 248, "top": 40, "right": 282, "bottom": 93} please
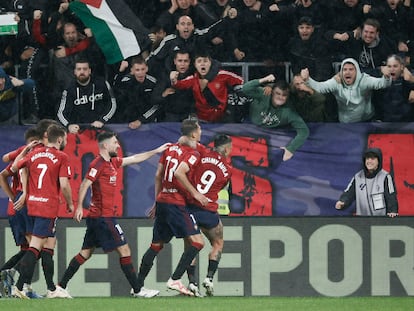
{"left": 292, "top": 0, "right": 330, "bottom": 31}
{"left": 377, "top": 54, "right": 414, "bottom": 121}
{"left": 0, "top": 67, "right": 35, "bottom": 124}
{"left": 155, "top": 0, "right": 216, "bottom": 35}
{"left": 205, "top": 0, "right": 233, "bottom": 19}
{"left": 170, "top": 51, "right": 243, "bottom": 122}
{"left": 148, "top": 24, "right": 167, "bottom": 52}
{"left": 335, "top": 147, "right": 398, "bottom": 217}
{"left": 112, "top": 56, "right": 161, "bottom": 129}
{"left": 204, "top": 0, "right": 238, "bottom": 61}
{"left": 290, "top": 74, "right": 327, "bottom": 122}
{"left": 242, "top": 74, "right": 309, "bottom": 161}
{"left": 146, "top": 15, "right": 227, "bottom": 77}
{"left": 301, "top": 58, "right": 392, "bottom": 123}
{"left": 348, "top": 18, "right": 397, "bottom": 77}
{"left": 49, "top": 19, "right": 105, "bottom": 112}
{"left": 228, "top": 0, "right": 275, "bottom": 62}
{"left": 363, "top": 0, "right": 411, "bottom": 57}
{"left": 324, "top": 0, "right": 365, "bottom": 61}
{"left": 153, "top": 50, "right": 195, "bottom": 122}
{"left": 124, "top": 0, "right": 170, "bottom": 29}
{"left": 287, "top": 16, "right": 333, "bottom": 81}
{"left": 57, "top": 58, "right": 116, "bottom": 133}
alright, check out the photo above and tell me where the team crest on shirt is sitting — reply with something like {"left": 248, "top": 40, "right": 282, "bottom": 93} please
{"left": 89, "top": 168, "right": 97, "bottom": 178}
{"left": 188, "top": 155, "right": 197, "bottom": 165}
{"left": 110, "top": 176, "right": 117, "bottom": 184}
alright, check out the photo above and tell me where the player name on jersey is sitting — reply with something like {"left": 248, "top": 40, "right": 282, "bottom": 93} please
{"left": 201, "top": 157, "right": 229, "bottom": 177}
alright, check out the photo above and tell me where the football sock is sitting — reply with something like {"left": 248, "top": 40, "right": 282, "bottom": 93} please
{"left": 120, "top": 256, "right": 139, "bottom": 292}
{"left": 137, "top": 246, "right": 160, "bottom": 289}
{"left": 0, "top": 250, "right": 26, "bottom": 271}
{"left": 16, "top": 247, "right": 39, "bottom": 290}
{"left": 41, "top": 248, "right": 55, "bottom": 291}
{"left": 187, "top": 264, "right": 197, "bottom": 284}
{"left": 171, "top": 242, "right": 203, "bottom": 280}
{"left": 207, "top": 259, "right": 219, "bottom": 279}
{"left": 59, "top": 253, "right": 86, "bottom": 289}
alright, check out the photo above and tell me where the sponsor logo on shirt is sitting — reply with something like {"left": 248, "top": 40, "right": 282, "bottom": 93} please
{"left": 28, "top": 195, "right": 49, "bottom": 202}
{"left": 188, "top": 155, "right": 197, "bottom": 165}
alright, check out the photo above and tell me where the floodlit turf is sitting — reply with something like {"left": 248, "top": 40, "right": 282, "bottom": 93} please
{"left": 1, "top": 296, "right": 414, "bottom": 311}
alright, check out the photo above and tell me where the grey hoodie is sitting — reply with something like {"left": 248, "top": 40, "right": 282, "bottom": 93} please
{"left": 306, "top": 58, "right": 391, "bottom": 123}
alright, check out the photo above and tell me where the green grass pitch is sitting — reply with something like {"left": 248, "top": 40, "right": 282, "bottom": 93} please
{"left": 1, "top": 297, "right": 414, "bottom": 311}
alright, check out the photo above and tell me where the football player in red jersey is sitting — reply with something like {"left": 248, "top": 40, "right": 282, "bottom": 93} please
{"left": 11, "top": 125, "right": 74, "bottom": 299}
{"left": 136, "top": 119, "right": 206, "bottom": 296}
{"left": 58, "top": 131, "right": 169, "bottom": 298}
{"left": 0, "top": 127, "right": 40, "bottom": 298}
{"left": 175, "top": 134, "right": 232, "bottom": 296}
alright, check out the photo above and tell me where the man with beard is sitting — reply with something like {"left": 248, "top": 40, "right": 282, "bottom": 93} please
{"left": 50, "top": 21, "right": 104, "bottom": 111}
{"left": 57, "top": 131, "right": 169, "bottom": 298}
{"left": 10, "top": 125, "right": 74, "bottom": 299}
{"left": 57, "top": 58, "right": 117, "bottom": 134}
{"left": 301, "top": 58, "right": 392, "bottom": 123}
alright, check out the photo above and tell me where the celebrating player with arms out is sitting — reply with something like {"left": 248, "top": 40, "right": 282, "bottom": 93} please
{"left": 58, "top": 131, "right": 169, "bottom": 298}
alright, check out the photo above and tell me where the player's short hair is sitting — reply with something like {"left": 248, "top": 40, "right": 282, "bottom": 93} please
{"left": 180, "top": 119, "right": 199, "bottom": 137}
{"left": 97, "top": 131, "right": 116, "bottom": 143}
{"left": 36, "top": 119, "right": 59, "bottom": 137}
{"left": 47, "top": 125, "right": 67, "bottom": 143}
{"left": 24, "top": 127, "right": 40, "bottom": 142}
{"left": 214, "top": 134, "right": 232, "bottom": 148}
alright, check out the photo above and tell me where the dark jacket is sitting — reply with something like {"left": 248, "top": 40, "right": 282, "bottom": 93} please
{"left": 155, "top": 3, "right": 216, "bottom": 35}
{"left": 0, "top": 68, "right": 35, "bottom": 122}
{"left": 379, "top": 77, "right": 414, "bottom": 122}
{"left": 348, "top": 35, "right": 397, "bottom": 76}
{"left": 287, "top": 29, "right": 333, "bottom": 81}
{"left": 146, "top": 21, "right": 222, "bottom": 76}
{"left": 57, "top": 76, "right": 116, "bottom": 126}
{"left": 152, "top": 71, "right": 195, "bottom": 118}
{"left": 112, "top": 73, "right": 159, "bottom": 123}
{"left": 365, "top": 2, "right": 411, "bottom": 45}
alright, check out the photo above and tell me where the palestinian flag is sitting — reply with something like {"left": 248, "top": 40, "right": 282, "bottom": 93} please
{"left": 69, "top": 0, "right": 150, "bottom": 64}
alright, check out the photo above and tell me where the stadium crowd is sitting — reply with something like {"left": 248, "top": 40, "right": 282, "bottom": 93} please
{"left": 0, "top": 0, "right": 407, "bottom": 299}
{"left": 0, "top": 0, "right": 413, "bottom": 125}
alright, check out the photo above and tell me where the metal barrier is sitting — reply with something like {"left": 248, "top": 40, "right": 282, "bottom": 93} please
{"left": 13, "top": 61, "right": 326, "bottom": 125}
{"left": 221, "top": 61, "right": 292, "bottom": 82}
